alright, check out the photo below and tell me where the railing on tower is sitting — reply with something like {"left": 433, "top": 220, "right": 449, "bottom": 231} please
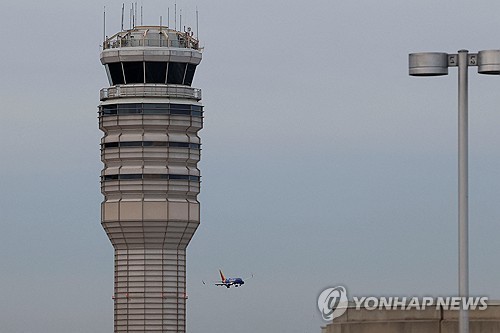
{"left": 103, "top": 26, "right": 200, "bottom": 50}
{"left": 100, "top": 84, "right": 202, "bottom": 101}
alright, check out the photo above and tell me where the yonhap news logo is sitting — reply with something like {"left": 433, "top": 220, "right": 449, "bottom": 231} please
{"left": 317, "top": 286, "right": 488, "bottom": 322}
{"left": 317, "top": 286, "right": 348, "bottom": 321}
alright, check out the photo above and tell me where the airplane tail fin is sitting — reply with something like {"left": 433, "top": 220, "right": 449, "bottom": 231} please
{"left": 219, "top": 269, "right": 226, "bottom": 282}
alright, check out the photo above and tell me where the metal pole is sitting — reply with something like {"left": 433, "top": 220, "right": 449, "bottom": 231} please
{"left": 457, "top": 49, "right": 469, "bottom": 333}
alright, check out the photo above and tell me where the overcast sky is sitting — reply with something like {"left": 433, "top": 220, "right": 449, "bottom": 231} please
{"left": 1, "top": 1, "right": 500, "bottom": 332}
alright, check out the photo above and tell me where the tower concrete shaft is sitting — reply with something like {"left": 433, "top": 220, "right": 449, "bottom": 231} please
{"left": 99, "top": 26, "right": 202, "bottom": 333}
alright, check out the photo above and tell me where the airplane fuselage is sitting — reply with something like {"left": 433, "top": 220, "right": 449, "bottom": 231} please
{"left": 224, "top": 278, "right": 244, "bottom": 288}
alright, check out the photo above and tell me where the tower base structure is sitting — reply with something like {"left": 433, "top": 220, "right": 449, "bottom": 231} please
{"left": 113, "top": 249, "right": 187, "bottom": 332}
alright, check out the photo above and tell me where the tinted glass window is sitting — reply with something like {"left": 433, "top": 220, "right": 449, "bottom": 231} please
{"left": 103, "top": 141, "right": 200, "bottom": 149}
{"left": 101, "top": 105, "right": 117, "bottom": 115}
{"left": 100, "top": 103, "right": 203, "bottom": 117}
{"left": 143, "top": 103, "right": 168, "bottom": 114}
{"left": 169, "top": 174, "right": 190, "bottom": 180}
{"left": 108, "top": 62, "right": 195, "bottom": 86}
{"left": 170, "top": 103, "right": 191, "bottom": 110}
{"left": 167, "top": 63, "right": 186, "bottom": 84}
{"left": 120, "top": 141, "right": 143, "bottom": 147}
{"left": 108, "top": 63, "right": 125, "bottom": 85}
{"left": 151, "top": 141, "right": 168, "bottom": 147}
{"left": 184, "top": 64, "right": 197, "bottom": 86}
{"left": 102, "top": 174, "right": 200, "bottom": 181}
{"left": 170, "top": 104, "right": 191, "bottom": 115}
{"left": 169, "top": 142, "right": 190, "bottom": 148}
{"left": 145, "top": 62, "right": 167, "bottom": 83}
{"left": 123, "top": 62, "right": 144, "bottom": 83}
{"left": 143, "top": 174, "right": 163, "bottom": 180}
{"left": 104, "top": 142, "right": 119, "bottom": 148}
{"left": 121, "top": 174, "right": 142, "bottom": 180}
{"left": 117, "top": 104, "right": 142, "bottom": 114}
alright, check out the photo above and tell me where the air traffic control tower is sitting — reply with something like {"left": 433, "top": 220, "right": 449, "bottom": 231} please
{"left": 99, "top": 26, "right": 202, "bottom": 332}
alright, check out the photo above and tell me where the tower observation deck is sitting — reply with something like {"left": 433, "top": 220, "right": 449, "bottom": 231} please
{"left": 99, "top": 26, "right": 203, "bottom": 333}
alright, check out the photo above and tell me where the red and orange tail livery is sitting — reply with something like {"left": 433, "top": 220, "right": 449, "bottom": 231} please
{"left": 219, "top": 269, "right": 226, "bottom": 282}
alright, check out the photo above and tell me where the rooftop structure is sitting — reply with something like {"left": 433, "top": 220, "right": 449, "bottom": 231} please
{"left": 321, "top": 302, "right": 500, "bottom": 333}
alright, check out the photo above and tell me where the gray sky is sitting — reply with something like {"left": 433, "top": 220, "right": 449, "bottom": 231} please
{"left": 1, "top": 0, "right": 500, "bottom": 332}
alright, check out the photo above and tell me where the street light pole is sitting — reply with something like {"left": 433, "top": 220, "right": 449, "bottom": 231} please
{"left": 457, "top": 49, "right": 469, "bottom": 333}
{"left": 409, "top": 49, "right": 500, "bottom": 333}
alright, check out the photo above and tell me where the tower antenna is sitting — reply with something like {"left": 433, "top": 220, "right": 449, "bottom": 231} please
{"left": 129, "top": 5, "right": 132, "bottom": 29}
{"left": 135, "top": 2, "right": 138, "bottom": 26}
{"left": 180, "top": 9, "right": 182, "bottom": 32}
{"left": 132, "top": 2, "right": 135, "bottom": 28}
{"left": 141, "top": 4, "right": 143, "bottom": 25}
{"left": 174, "top": 2, "right": 177, "bottom": 30}
{"left": 121, "top": 3, "right": 125, "bottom": 31}
{"left": 196, "top": 7, "right": 199, "bottom": 40}
{"left": 168, "top": 7, "right": 170, "bottom": 28}
{"left": 103, "top": 6, "right": 106, "bottom": 43}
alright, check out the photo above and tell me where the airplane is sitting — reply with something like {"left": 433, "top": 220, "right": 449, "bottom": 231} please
{"left": 203, "top": 270, "right": 252, "bottom": 288}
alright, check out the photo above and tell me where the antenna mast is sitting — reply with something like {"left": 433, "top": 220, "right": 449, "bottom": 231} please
{"left": 196, "top": 7, "right": 199, "bottom": 40}
{"left": 103, "top": 6, "right": 106, "bottom": 43}
{"left": 174, "top": 3, "right": 177, "bottom": 30}
{"left": 141, "top": 5, "right": 143, "bottom": 25}
{"left": 135, "top": 2, "right": 138, "bottom": 26}
{"left": 132, "top": 3, "right": 135, "bottom": 28}
{"left": 180, "top": 9, "right": 182, "bottom": 31}
{"left": 160, "top": 16, "right": 163, "bottom": 46}
{"left": 168, "top": 7, "right": 170, "bottom": 28}
{"left": 121, "top": 3, "right": 125, "bottom": 31}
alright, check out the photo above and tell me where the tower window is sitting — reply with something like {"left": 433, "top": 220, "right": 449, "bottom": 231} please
{"left": 108, "top": 63, "right": 125, "bottom": 85}
{"left": 102, "top": 174, "right": 200, "bottom": 182}
{"left": 99, "top": 103, "right": 203, "bottom": 117}
{"left": 145, "top": 62, "right": 167, "bottom": 83}
{"left": 102, "top": 141, "right": 201, "bottom": 149}
{"left": 167, "top": 63, "right": 187, "bottom": 84}
{"left": 184, "top": 64, "right": 197, "bottom": 86}
{"left": 123, "top": 62, "right": 144, "bottom": 84}
{"left": 105, "top": 61, "right": 196, "bottom": 86}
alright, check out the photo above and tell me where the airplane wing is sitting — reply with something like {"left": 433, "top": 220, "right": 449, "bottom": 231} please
{"left": 202, "top": 277, "right": 225, "bottom": 284}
